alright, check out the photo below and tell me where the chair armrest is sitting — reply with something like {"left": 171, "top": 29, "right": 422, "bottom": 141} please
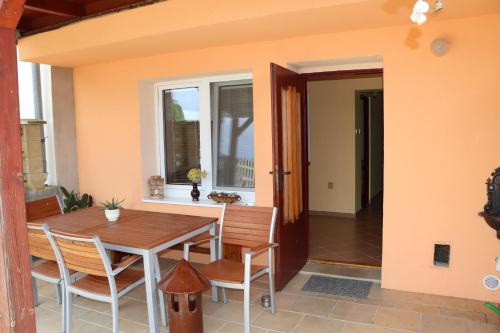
{"left": 111, "top": 254, "right": 142, "bottom": 276}
{"left": 248, "top": 243, "right": 278, "bottom": 257}
{"left": 185, "top": 234, "right": 219, "bottom": 247}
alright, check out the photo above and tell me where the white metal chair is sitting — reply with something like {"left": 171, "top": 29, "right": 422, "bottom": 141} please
{"left": 28, "top": 223, "right": 80, "bottom": 332}
{"left": 26, "top": 195, "right": 66, "bottom": 306}
{"left": 192, "top": 204, "right": 278, "bottom": 333}
{"left": 47, "top": 229, "right": 147, "bottom": 333}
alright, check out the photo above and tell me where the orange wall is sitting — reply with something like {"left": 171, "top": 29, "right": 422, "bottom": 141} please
{"left": 70, "top": 14, "right": 500, "bottom": 302}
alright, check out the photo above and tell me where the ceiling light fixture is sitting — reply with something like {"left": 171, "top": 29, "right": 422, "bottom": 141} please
{"left": 410, "top": 0, "right": 429, "bottom": 25}
{"left": 410, "top": 0, "right": 444, "bottom": 25}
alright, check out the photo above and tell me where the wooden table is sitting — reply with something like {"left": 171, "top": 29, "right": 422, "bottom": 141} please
{"left": 35, "top": 207, "right": 218, "bottom": 333}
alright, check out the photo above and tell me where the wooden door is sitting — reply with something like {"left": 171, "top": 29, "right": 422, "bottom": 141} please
{"left": 271, "top": 63, "right": 309, "bottom": 290}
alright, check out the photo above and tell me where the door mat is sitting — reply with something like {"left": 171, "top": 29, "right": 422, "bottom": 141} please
{"left": 302, "top": 275, "right": 372, "bottom": 299}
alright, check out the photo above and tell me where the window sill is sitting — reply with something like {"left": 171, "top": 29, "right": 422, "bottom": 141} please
{"left": 142, "top": 196, "right": 255, "bottom": 207}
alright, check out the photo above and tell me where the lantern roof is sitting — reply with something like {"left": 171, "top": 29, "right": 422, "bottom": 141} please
{"left": 158, "top": 259, "right": 210, "bottom": 294}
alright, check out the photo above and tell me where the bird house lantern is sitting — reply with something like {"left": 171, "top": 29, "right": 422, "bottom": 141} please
{"left": 158, "top": 259, "right": 210, "bottom": 333}
{"left": 480, "top": 167, "right": 500, "bottom": 239}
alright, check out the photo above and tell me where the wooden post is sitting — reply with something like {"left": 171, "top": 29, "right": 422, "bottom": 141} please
{"left": 0, "top": 1, "right": 37, "bottom": 332}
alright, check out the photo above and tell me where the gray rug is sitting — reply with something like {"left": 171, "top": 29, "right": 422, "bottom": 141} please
{"left": 302, "top": 275, "right": 372, "bottom": 299}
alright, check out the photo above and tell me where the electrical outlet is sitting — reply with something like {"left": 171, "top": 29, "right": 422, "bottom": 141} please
{"left": 327, "top": 182, "right": 333, "bottom": 190}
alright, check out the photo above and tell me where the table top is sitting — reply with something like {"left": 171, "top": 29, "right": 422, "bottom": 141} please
{"left": 34, "top": 207, "right": 217, "bottom": 250}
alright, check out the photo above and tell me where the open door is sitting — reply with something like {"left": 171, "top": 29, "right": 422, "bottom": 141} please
{"left": 271, "top": 64, "right": 309, "bottom": 290}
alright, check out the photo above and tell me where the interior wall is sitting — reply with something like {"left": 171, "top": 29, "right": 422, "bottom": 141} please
{"left": 308, "top": 77, "right": 383, "bottom": 214}
{"left": 42, "top": 13, "right": 500, "bottom": 302}
{"left": 369, "top": 92, "right": 384, "bottom": 200}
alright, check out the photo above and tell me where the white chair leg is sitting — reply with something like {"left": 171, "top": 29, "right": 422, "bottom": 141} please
{"left": 61, "top": 284, "right": 66, "bottom": 333}
{"left": 111, "top": 298, "right": 120, "bottom": 333}
{"left": 243, "top": 282, "right": 251, "bottom": 333}
{"left": 222, "top": 287, "right": 228, "bottom": 304}
{"left": 209, "top": 238, "right": 219, "bottom": 302}
{"left": 269, "top": 271, "right": 276, "bottom": 314}
{"left": 56, "top": 282, "right": 63, "bottom": 305}
{"left": 32, "top": 277, "right": 39, "bottom": 306}
{"left": 65, "top": 290, "right": 72, "bottom": 333}
{"left": 183, "top": 243, "right": 190, "bottom": 261}
{"left": 154, "top": 256, "right": 167, "bottom": 327}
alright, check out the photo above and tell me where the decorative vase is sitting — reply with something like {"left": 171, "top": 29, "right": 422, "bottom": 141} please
{"left": 191, "top": 182, "right": 200, "bottom": 201}
{"left": 105, "top": 208, "right": 120, "bottom": 222}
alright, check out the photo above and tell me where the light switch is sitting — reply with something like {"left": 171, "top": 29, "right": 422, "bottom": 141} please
{"left": 328, "top": 182, "right": 333, "bottom": 190}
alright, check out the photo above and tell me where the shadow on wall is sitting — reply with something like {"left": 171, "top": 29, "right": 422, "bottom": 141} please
{"left": 405, "top": 27, "right": 423, "bottom": 49}
{"left": 382, "top": 0, "right": 414, "bottom": 14}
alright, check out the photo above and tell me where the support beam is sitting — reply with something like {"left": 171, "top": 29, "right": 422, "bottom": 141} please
{"left": 24, "top": 0, "right": 84, "bottom": 18}
{"left": 0, "top": 1, "right": 37, "bottom": 332}
{"left": 0, "top": 0, "right": 25, "bottom": 28}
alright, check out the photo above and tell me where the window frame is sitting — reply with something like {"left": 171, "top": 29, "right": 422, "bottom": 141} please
{"left": 154, "top": 73, "right": 254, "bottom": 202}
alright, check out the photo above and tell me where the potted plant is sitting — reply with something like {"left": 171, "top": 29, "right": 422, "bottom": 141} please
{"left": 60, "top": 186, "right": 93, "bottom": 213}
{"left": 101, "top": 198, "right": 124, "bottom": 222}
{"left": 187, "top": 168, "right": 207, "bottom": 201}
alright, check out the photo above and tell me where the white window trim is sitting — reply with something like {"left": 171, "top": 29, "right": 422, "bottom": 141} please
{"left": 154, "top": 73, "right": 255, "bottom": 203}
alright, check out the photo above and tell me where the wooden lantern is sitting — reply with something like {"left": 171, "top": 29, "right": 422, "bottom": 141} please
{"left": 158, "top": 259, "right": 210, "bottom": 333}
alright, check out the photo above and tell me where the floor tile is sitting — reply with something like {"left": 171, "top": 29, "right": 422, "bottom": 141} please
{"left": 330, "top": 301, "right": 377, "bottom": 324}
{"left": 293, "top": 315, "right": 343, "bottom": 333}
{"left": 469, "top": 322, "right": 500, "bottom": 333}
{"left": 420, "top": 313, "right": 469, "bottom": 333}
{"left": 341, "top": 322, "right": 408, "bottom": 333}
{"left": 374, "top": 307, "right": 420, "bottom": 331}
{"left": 440, "top": 308, "right": 486, "bottom": 323}
{"left": 253, "top": 309, "right": 303, "bottom": 332}
{"left": 290, "top": 296, "right": 335, "bottom": 317}
{"left": 212, "top": 301, "right": 263, "bottom": 323}
{"left": 218, "top": 322, "right": 267, "bottom": 333}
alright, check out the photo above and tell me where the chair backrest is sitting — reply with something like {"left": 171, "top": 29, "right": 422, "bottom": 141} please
{"left": 27, "top": 223, "right": 57, "bottom": 261}
{"left": 49, "top": 230, "right": 112, "bottom": 278}
{"left": 219, "top": 205, "right": 277, "bottom": 257}
{"left": 26, "top": 196, "right": 63, "bottom": 222}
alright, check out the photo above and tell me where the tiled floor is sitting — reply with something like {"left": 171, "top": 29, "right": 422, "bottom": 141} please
{"left": 309, "top": 195, "right": 383, "bottom": 266}
{"left": 35, "top": 259, "right": 499, "bottom": 333}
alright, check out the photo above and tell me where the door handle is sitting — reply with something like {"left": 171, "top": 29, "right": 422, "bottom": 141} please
{"left": 269, "top": 168, "right": 291, "bottom": 192}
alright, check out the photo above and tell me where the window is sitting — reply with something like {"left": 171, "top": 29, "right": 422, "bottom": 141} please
{"left": 211, "top": 81, "right": 254, "bottom": 190}
{"left": 163, "top": 87, "right": 200, "bottom": 185}
{"left": 156, "top": 73, "right": 254, "bottom": 201}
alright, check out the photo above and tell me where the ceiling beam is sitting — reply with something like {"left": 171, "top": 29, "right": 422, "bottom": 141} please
{"left": 84, "top": 0, "right": 160, "bottom": 15}
{"left": 0, "top": 0, "right": 25, "bottom": 28}
{"left": 24, "top": 0, "right": 84, "bottom": 18}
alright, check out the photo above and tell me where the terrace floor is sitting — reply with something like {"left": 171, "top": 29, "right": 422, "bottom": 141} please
{"left": 34, "top": 259, "right": 499, "bottom": 333}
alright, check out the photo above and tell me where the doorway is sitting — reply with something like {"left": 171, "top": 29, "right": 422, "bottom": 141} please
{"left": 270, "top": 64, "right": 384, "bottom": 290}
{"left": 307, "top": 75, "right": 384, "bottom": 267}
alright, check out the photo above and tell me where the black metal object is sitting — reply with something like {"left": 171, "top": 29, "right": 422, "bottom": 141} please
{"left": 433, "top": 244, "right": 450, "bottom": 267}
{"left": 480, "top": 167, "right": 500, "bottom": 239}
{"left": 484, "top": 167, "right": 500, "bottom": 215}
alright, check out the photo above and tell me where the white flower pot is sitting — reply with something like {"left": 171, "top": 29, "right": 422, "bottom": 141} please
{"left": 104, "top": 208, "right": 120, "bottom": 222}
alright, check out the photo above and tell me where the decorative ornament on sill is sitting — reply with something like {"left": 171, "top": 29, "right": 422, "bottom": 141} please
{"left": 479, "top": 167, "right": 500, "bottom": 239}
{"left": 187, "top": 168, "right": 208, "bottom": 202}
{"left": 410, "top": 0, "right": 444, "bottom": 26}
{"left": 207, "top": 191, "right": 241, "bottom": 204}
{"left": 148, "top": 175, "right": 164, "bottom": 199}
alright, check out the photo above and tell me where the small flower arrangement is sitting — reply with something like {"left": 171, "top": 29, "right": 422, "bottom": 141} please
{"left": 187, "top": 168, "right": 207, "bottom": 183}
